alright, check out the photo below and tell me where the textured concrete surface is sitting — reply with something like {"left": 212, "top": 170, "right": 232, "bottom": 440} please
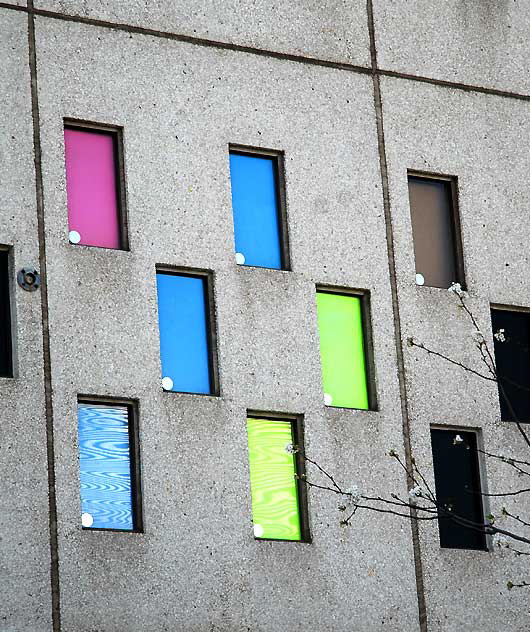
{"left": 34, "top": 15, "right": 418, "bottom": 632}
{"left": 374, "top": 0, "right": 530, "bottom": 94}
{"left": 2, "top": 1, "right": 530, "bottom": 630}
{"left": 381, "top": 75, "right": 530, "bottom": 631}
{"left": 0, "top": 9, "right": 52, "bottom": 632}
{"left": 34, "top": 0, "right": 371, "bottom": 67}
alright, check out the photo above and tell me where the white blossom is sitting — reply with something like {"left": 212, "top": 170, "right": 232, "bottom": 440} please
{"left": 472, "top": 330, "right": 485, "bottom": 344}
{"left": 344, "top": 484, "right": 362, "bottom": 505}
{"left": 492, "top": 533, "right": 509, "bottom": 549}
{"left": 408, "top": 485, "right": 425, "bottom": 503}
{"left": 448, "top": 282, "right": 464, "bottom": 296}
{"left": 494, "top": 329, "right": 506, "bottom": 343}
{"left": 453, "top": 434, "right": 464, "bottom": 445}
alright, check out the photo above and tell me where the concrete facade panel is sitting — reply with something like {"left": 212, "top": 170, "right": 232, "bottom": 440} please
{"left": 34, "top": 0, "right": 371, "bottom": 67}
{"left": 1, "top": 2, "right": 529, "bottom": 630}
{"left": 32, "top": 16, "right": 419, "bottom": 631}
{"left": 0, "top": 9, "right": 52, "bottom": 632}
{"left": 381, "top": 75, "right": 530, "bottom": 631}
{"left": 374, "top": 0, "right": 530, "bottom": 94}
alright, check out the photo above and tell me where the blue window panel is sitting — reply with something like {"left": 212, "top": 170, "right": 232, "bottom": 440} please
{"left": 78, "top": 403, "right": 134, "bottom": 531}
{"left": 156, "top": 273, "right": 212, "bottom": 394}
{"left": 229, "top": 152, "right": 283, "bottom": 269}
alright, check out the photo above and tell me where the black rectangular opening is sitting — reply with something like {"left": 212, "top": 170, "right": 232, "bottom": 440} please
{"left": 431, "top": 428, "right": 487, "bottom": 550}
{"left": 408, "top": 173, "right": 465, "bottom": 289}
{"left": 491, "top": 308, "right": 530, "bottom": 423}
{"left": 0, "top": 249, "right": 13, "bottom": 377}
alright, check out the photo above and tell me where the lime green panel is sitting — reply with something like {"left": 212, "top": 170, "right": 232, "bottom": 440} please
{"left": 316, "top": 292, "right": 369, "bottom": 409}
{"left": 246, "top": 418, "right": 301, "bottom": 541}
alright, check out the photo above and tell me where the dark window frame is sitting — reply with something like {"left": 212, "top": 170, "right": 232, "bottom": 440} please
{"left": 155, "top": 266, "right": 220, "bottom": 397}
{"left": 315, "top": 285, "right": 377, "bottom": 412}
{"left": 430, "top": 425, "right": 488, "bottom": 551}
{"left": 246, "top": 410, "right": 311, "bottom": 543}
{"left": 64, "top": 118, "right": 129, "bottom": 251}
{"left": 407, "top": 170, "right": 466, "bottom": 290}
{"left": 229, "top": 144, "right": 291, "bottom": 271}
{"left": 77, "top": 395, "right": 143, "bottom": 533}
{"left": 0, "top": 246, "right": 14, "bottom": 378}
{"left": 490, "top": 303, "right": 530, "bottom": 423}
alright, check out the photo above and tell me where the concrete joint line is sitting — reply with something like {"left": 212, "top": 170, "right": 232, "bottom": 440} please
{"left": 1, "top": 1, "right": 530, "bottom": 103}
{"left": 366, "top": 1, "right": 428, "bottom": 630}
{"left": 26, "top": 1, "right": 61, "bottom": 630}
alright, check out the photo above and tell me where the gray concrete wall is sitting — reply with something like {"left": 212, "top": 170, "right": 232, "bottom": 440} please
{"left": 33, "top": 0, "right": 371, "bottom": 66}
{"left": 1, "top": 2, "right": 529, "bottom": 631}
{"left": 0, "top": 10, "right": 52, "bottom": 632}
{"left": 382, "top": 76, "right": 530, "bottom": 631}
{"left": 374, "top": 0, "right": 530, "bottom": 94}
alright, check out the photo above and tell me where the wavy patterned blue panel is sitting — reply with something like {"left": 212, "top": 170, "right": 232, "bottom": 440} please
{"left": 229, "top": 152, "right": 283, "bottom": 269}
{"left": 156, "top": 273, "right": 212, "bottom": 394}
{"left": 78, "top": 403, "right": 134, "bottom": 530}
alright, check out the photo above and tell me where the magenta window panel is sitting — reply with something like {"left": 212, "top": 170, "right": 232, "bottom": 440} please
{"left": 64, "top": 126, "right": 123, "bottom": 249}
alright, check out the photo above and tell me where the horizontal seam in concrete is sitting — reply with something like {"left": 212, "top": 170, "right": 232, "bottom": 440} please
{"left": 1, "top": 2, "right": 530, "bottom": 103}
{"left": 378, "top": 68, "right": 530, "bottom": 103}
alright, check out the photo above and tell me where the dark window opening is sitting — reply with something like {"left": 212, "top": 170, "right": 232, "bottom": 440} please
{"left": 0, "top": 250, "right": 13, "bottom": 377}
{"left": 491, "top": 308, "right": 530, "bottom": 423}
{"left": 431, "top": 428, "right": 487, "bottom": 550}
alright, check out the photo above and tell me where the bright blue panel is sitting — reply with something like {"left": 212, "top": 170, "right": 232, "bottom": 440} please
{"left": 78, "top": 403, "right": 134, "bottom": 531}
{"left": 229, "top": 152, "right": 283, "bottom": 269}
{"left": 156, "top": 273, "right": 211, "bottom": 394}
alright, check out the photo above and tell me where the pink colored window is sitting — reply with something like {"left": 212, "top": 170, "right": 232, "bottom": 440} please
{"left": 64, "top": 126, "right": 124, "bottom": 249}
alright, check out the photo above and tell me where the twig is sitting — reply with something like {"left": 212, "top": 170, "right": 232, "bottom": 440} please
{"left": 502, "top": 509, "right": 530, "bottom": 529}
{"left": 408, "top": 339, "right": 495, "bottom": 382}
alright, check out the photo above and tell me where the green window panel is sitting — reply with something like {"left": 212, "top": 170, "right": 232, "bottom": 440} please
{"left": 316, "top": 291, "right": 369, "bottom": 409}
{"left": 246, "top": 417, "right": 302, "bottom": 541}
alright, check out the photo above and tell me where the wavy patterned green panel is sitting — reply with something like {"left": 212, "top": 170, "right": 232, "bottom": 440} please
{"left": 246, "top": 417, "right": 301, "bottom": 541}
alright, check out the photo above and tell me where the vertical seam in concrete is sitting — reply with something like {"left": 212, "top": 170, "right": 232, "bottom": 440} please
{"left": 366, "top": 2, "right": 428, "bottom": 630}
{"left": 26, "top": 2, "right": 61, "bottom": 630}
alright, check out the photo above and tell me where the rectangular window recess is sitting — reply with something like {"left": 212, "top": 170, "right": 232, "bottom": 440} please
{"left": 491, "top": 307, "right": 530, "bottom": 423}
{"left": 77, "top": 399, "right": 142, "bottom": 532}
{"left": 316, "top": 288, "right": 373, "bottom": 410}
{"left": 64, "top": 122, "right": 127, "bottom": 250}
{"left": 408, "top": 172, "right": 465, "bottom": 289}
{"left": 229, "top": 146, "right": 289, "bottom": 270}
{"left": 156, "top": 270, "right": 218, "bottom": 395}
{"left": 246, "top": 415, "right": 309, "bottom": 542}
{"left": 0, "top": 249, "right": 13, "bottom": 378}
{"left": 431, "top": 428, "right": 487, "bottom": 551}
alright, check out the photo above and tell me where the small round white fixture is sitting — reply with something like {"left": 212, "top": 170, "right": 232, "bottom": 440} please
{"left": 81, "top": 512, "right": 94, "bottom": 528}
{"left": 235, "top": 252, "right": 246, "bottom": 265}
{"left": 415, "top": 273, "right": 425, "bottom": 286}
{"left": 162, "top": 376, "right": 174, "bottom": 391}
{"left": 69, "top": 230, "right": 81, "bottom": 244}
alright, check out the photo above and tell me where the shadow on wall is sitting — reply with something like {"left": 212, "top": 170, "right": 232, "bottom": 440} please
{"left": 462, "top": 0, "right": 514, "bottom": 28}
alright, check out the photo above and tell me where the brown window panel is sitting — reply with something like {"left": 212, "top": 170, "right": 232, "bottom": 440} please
{"left": 408, "top": 174, "right": 465, "bottom": 289}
